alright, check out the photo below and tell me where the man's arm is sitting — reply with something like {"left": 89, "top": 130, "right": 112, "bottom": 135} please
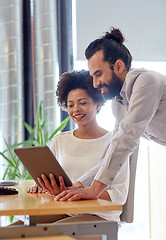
{"left": 57, "top": 71, "right": 163, "bottom": 201}
{"left": 90, "top": 180, "right": 107, "bottom": 196}
{"left": 94, "top": 71, "right": 164, "bottom": 186}
{"left": 75, "top": 144, "right": 110, "bottom": 187}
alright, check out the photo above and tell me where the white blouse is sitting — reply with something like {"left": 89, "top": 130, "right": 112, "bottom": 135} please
{"left": 50, "top": 130, "right": 129, "bottom": 223}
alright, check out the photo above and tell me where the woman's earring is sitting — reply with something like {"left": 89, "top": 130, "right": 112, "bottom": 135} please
{"left": 96, "top": 105, "right": 101, "bottom": 111}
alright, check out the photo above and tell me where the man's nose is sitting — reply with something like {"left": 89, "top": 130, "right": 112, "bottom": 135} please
{"left": 93, "top": 77, "right": 100, "bottom": 88}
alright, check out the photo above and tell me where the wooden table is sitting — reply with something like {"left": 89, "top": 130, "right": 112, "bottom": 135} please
{"left": 5, "top": 236, "right": 77, "bottom": 240}
{"left": 0, "top": 180, "right": 122, "bottom": 239}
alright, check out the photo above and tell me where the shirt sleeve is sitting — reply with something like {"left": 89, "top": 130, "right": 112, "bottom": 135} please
{"left": 106, "top": 160, "right": 129, "bottom": 205}
{"left": 76, "top": 145, "right": 130, "bottom": 205}
{"left": 95, "top": 71, "right": 165, "bottom": 185}
{"left": 76, "top": 159, "right": 102, "bottom": 187}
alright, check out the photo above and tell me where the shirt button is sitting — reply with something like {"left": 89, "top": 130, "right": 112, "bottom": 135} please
{"left": 120, "top": 163, "right": 122, "bottom": 167}
{"left": 110, "top": 177, "right": 113, "bottom": 181}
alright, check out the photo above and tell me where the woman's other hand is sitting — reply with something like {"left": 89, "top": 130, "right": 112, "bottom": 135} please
{"left": 27, "top": 183, "right": 43, "bottom": 194}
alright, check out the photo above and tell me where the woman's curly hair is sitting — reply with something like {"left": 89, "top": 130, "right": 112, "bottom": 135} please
{"left": 56, "top": 69, "right": 105, "bottom": 111}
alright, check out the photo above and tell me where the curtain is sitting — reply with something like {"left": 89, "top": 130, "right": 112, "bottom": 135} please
{"left": 0, "top": 0, "right": 74, "bottom": 177}
{"left": 32, "top": 0, "right": 60, "bottom": 134}
{"left": 0, "top": 0, "right": 24, "bottom": 176}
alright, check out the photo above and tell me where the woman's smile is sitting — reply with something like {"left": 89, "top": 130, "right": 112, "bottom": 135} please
{"left": 73, "top": 114, "right": 86, "bottom": 121}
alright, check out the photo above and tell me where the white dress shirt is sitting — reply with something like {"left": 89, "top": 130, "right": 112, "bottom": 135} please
{"left": 95, "top": 68, "right": 166, "bottom": 185}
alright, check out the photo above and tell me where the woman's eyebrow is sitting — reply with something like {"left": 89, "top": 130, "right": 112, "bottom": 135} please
{"left": 78, "top": 98, "right": 88, "bottom": 101}
{"left": 67, "top": 98, "right": 88, "bottom": 103}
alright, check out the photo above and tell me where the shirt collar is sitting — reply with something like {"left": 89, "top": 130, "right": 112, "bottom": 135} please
{"left": 115, "top": 80, "right": 128, "bottom": 106}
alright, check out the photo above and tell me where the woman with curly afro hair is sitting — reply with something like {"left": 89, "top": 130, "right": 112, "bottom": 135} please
{"left": 29, "top": 69, "right": 129, "bottom": 228}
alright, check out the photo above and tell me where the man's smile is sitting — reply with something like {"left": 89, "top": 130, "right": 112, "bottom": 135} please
{"left": 98, "top": 83, "right": 108, "bottom": 94}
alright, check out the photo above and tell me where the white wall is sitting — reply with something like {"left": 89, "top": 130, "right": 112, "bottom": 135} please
{"left": 75, "top": 0, "right": 166, "bottom": 62}
{"left": 148, "top": 143, "right": 166, "bottom": 240}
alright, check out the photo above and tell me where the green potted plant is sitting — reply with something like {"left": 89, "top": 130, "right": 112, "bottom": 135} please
{"left": 0, "top": 101, "right": 69, "bottom": 180}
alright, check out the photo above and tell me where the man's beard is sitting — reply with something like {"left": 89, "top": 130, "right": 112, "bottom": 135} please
{"left": 99, "top": 71, "right": 123, "bottom": 100}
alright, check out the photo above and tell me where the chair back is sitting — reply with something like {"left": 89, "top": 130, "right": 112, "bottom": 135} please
{"left": 120, "top": 144, "right": 139, "bottom": 223}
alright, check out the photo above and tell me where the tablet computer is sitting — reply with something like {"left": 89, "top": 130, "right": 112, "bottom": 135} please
{"left": 14, "top": 146, "right": 72, "bottom": 187}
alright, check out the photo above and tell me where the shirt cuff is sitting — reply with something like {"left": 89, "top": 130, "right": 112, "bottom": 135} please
{"left": 94, "top": 168, "right": 117, "bottom": 186}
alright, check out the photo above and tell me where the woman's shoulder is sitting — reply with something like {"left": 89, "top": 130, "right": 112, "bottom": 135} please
{"left": 50, "top": 130, "right": 74, "bottom": 150}
{"left": 96, "top": 131, "right": 113, "bottom": 141}
{"left": 52, "top": 130, "right": 73, "bottom": 141}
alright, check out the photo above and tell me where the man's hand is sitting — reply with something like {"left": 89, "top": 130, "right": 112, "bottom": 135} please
{"left": 55, "top": 180, "right": 107, "bottom": 201}
{"left": 55, "top": 186, "right": 98, "bottom": 201}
